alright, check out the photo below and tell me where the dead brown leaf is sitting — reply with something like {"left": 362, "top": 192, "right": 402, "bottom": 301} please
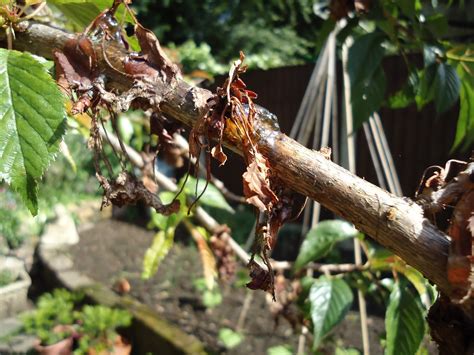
{"left": 134, "top": 24, "right": 181, "bottom": 83}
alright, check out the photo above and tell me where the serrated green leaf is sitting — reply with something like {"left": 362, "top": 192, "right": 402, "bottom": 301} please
{"left": 385, "top": 283, "right": 425, "bottom": 355}
{"left": 433, "top": 63, "right": 460, "bottom": 114}
{"left": 180, "top": 176, "right": 234, "bottom": 213}
{"left": 0, "top": 49, "right": 66, "bottom": 215}
{"left": 294, "top": 220, "right": 357, "bottom": 271}
{"left": 309, "top": 276, "right": 353, "bottom": 349}
{"left": 393, "top": 262, "right": 428, "bottom": 302}
{"left": 142, "top": 230, "right": 174, "bottom": 279}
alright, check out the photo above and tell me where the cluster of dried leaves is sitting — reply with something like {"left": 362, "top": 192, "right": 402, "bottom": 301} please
{"left": 416, "top": 156, "right": 474, "bottom": 303}
{"left": 188, "top": 53, "right": 302, "bottom": 297}
{"left": 53, "top": 0, "right": 181, "bottom": 215}
{"left": 52, "top": 0, "right": 301, "bottom": 298}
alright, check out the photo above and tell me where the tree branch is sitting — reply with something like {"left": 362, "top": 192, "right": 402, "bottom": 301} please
{"left": 6, "top": 22, "right": 454, "bottom": 298}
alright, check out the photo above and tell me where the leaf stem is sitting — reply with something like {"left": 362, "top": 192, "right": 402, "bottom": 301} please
{"left": 445, "top": 52, "right": 474, "bottom": 63}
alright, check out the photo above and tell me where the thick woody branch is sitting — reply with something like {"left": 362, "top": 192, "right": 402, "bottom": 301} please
{"left": 7, "top": 22, "right": 453, "bottom": 298}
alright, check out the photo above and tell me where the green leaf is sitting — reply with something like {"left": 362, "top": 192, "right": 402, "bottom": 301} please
{"left": 143, "top": 192, "right": 187, "bottom": 278}
{"left": 348, "top": 32, "right": 385, "bottom": 85}
{"left": 424, "top": 14, "right": 449, "bottom": 38}
{"left": 348, "top": 32, "right": 386, "bottom": 126}
{"left": 294, "top": 220, "right": 357, "bottom": 271}
{"left": 387, "top": 71, "right": 419, "bottom": 109}
{"left": 0, "top": 49, "right": 66, "bottom": 215}
{"left": 423, "top": 45, "right": 441, "bottom": 67}
{"left": 309, "top": 276, "right": 353, "bottom": 349}
{"left": 202, "top": 288, "right": 222, "bottom": 308}
{"left": 351, "top": 66, "right": 386, "bottom": 129}
{"left": 180, "top": 176, "right": 234, "bottom": 213}
{"left": 452, "top": 63, "right": 474, "bottom": 151}
{"left": 267, "top": 345, "right": 294, "bottom": 355}
{"left": 433, "top": 63, "right": 460, "bottom": 114}
{"left": 49, "top": 0, "right": 133, "bottom": 28}
{"left": 368, "top": 248, "right": 395, "bottom": 270}
{"left": 415, "top": 65, "right": 436, "bottom": 109}
{"left": 385, "top": 283, "right": 425, "bottom": 355}
{"left": 335, "top": 347, "right": 361, "bottom": 355}
{"left": 398, "top": 0, "right": 419, "bottom": 17}
{"left": 141, "top": 230, "right": 174, "bottom": 279}
{"left": 218, "top": 328, "right": 244, "bottom": 349}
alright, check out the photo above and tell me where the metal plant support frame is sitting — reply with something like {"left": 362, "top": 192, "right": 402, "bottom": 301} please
{"left": 290, "top": 27, "right": 402, "bottom": 355}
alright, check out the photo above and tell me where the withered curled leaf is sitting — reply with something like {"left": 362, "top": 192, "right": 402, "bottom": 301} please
{"left": 134, "top": 24, "right": 181, "bottom": 83}
{"left": 246, "top": 259, "right": 274, "bottom": 297}
{"left": 242, "top": 152, "right": 277, "bottom": 213}
{"left": 97, "top": 171, "right": 180, "bottom": 215}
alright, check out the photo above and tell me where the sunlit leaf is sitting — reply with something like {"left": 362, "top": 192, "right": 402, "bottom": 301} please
{"left": 0, "top": 49, "right": 66, "bottom": 215}
{"left": 202, "top": 288, "right": 222, "bottom": 308}
{"left": 335, "top": 347, "right": 361, "bottom": 355}
{"left": 393, "top": 261, "right": 432, "bottom": 309}
{"left": 294, "top": 220, "right": 357, "bottom": 271}
{"left": 267, "top": 345, "right": 294, "bottom": 355}
{"left": 190, "top": 222, "right": 217, "bottom": 290}
{"left": 309, "top": 276, "right": 353, "bottom": 349}
{"left": 385, "top": 282, "right": 425, "bottom": 355}
{"left": 218, "top": 328, "right": 243, "bottom": 349}
{"left": 144, "top": 193, "right": 186, "bottom": 278}
{"left": 48, "top": 0, "right": 134, "bottom": 28}
{"left": 141, "top": 230, "right": 174, "bottom": 279}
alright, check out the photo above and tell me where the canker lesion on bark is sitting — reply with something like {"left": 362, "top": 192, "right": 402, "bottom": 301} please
{"left": 4, "top": 21, "right": 474, "bottom": 353}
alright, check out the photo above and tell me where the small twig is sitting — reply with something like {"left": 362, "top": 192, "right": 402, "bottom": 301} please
{"left": 236, "top": 290, "right": 253, "bottom": 332}
{"left": 173, "top": 134, "right": 247, "bottom": 204}
{"left": 19, "top": 2, "right": 47, "bottom": 21}
{"left": 296, "top": 325, "right": 309, "bottom": 355}
{"left": 271, "top": 260, "right": 369, "bottom": 273}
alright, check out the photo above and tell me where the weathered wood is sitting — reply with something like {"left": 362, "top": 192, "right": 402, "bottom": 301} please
{"left": 5, "top": 22, "right": 453, "bottom": 299}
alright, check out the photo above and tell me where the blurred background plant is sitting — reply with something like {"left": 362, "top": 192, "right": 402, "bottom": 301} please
{"left": 0, "top": 131, "right": 101, "bottom": 254}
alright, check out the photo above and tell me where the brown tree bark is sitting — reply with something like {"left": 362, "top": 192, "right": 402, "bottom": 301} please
{"left": 5, "top": 22, "right": 473, "bottom": 353}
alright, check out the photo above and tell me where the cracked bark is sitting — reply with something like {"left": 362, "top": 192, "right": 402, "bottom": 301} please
{"left": 5, "top": 22, "right": 473, "bottom": 353}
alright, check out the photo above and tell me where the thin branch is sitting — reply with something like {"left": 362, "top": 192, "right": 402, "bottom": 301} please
{"left": 173, "top": 134, "right": 246, "bottom": 204}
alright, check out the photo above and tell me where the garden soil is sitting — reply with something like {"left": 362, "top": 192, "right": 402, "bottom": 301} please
{"left": 71, "top": 219, "right": 386, "bottom": 354}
